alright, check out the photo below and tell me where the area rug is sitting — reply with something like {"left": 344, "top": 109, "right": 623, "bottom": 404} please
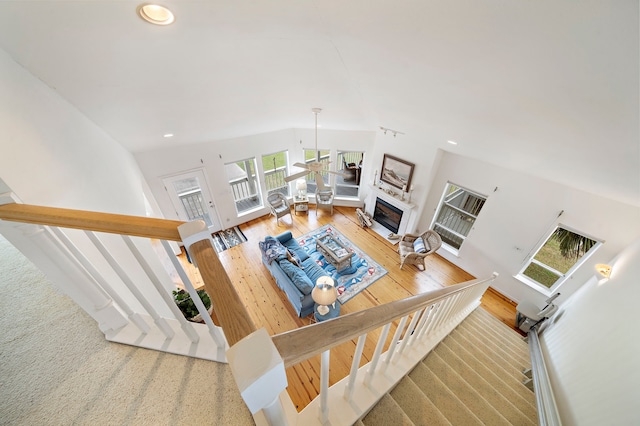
{"left": 212, "top": 226, "right": 247, "bottom": 253}
{"left": 296, "top": 224, "right": 388, "bottom": 304}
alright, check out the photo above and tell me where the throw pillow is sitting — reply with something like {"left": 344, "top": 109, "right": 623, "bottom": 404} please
{"left": 286, "top": 249, "right": 304, "bottom": 269}
{"left": 413, "top": 238, "right": 427, "bottom": 254}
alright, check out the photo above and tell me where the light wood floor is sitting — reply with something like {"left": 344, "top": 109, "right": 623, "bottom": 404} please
{"left": 177, "top": 206, "right": 520, "bottom": 410}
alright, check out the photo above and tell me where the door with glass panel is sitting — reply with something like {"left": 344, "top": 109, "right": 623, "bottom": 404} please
{"left": 162, "top": 169, "right": 222, "bottom": 233}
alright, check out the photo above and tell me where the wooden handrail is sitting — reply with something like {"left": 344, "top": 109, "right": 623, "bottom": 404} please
{"left": 188, "top": 239, "right": 257, "bottom": 346}
{"left": 0, "top": 203, "right": 185, "bottom": 241}
{"left": 272, "top": 276, "right": 493, "bottom": 367}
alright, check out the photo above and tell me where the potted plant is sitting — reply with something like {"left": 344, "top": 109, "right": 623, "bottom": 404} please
{"left": 172, "top": 288, "right": 212, "bottom": 322}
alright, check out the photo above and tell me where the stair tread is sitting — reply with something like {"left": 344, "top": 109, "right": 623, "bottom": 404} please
{"left": 467, "top": 311, "right": 529, "bottom": 351}
{"left": 362, "top": 394, "right": 415, "bottom": 426}
{"left": 462, "top": 317, "right": 531, "bottom": 363}
{"left": 454, "top": 325, "right": 530, "bottom": 372}
{"left": 435, "top": 341, "right": 538, "bottom": 423}
{"left": 390, "top": 377, "right": 452, "bottom": 426}
{"left": 442, "top": 337, "right": 537, "bottom": 408}
{"left": 422, "top": 351, "right": 513, "bottom": 426}
{"left": 409, "top": 362, "right": 484, "bottom": 426}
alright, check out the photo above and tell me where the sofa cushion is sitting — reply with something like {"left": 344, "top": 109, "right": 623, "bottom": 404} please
{"left": 301, "top": 257, "right": 329, "bottom": 284}
{"left": 279, "top": 259, "right": 314, "bottom": 295}
{"left": 281, "top": 238, "right": 310, "bottom": 262}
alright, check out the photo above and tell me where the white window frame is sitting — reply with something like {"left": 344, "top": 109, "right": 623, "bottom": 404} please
{"left": 430, "top": 182, "right": 487, "bottom": 254}
{"left": 515, "top": 224, "right": 602, "bottom": 295}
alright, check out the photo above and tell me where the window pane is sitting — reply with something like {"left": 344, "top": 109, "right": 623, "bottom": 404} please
{"left": 522, "top": 263, "right": 561, "bottom": 288}
{"left": 335, "top": 150, "right": 363, "bottom": 199}
{"left": 225, "top": 157, "right": 263, "bottom": 214}
{"left": 521, "top": 226, "right": 600, "bottom": 290}
{"left": 431, "top": 183, "right": 486, "bottom": 251}
{"left": 262, "top": 151, "right": 289, "bottom": 196}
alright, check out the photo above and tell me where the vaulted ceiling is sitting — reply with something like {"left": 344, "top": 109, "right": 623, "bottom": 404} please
{"left": 0, "top": 1, "right": 637, "bottom": 206}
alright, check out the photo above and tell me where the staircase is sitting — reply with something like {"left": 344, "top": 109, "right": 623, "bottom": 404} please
{"left": 359, "top": 308, "right": 537, "bottom": 425}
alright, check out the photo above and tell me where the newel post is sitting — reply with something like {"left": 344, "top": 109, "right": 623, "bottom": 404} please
{"left": 227, "top": 328, "right": 289, "bottom": 425}
{"left": 178, "top": 220, "right": 289, "bottom": 424}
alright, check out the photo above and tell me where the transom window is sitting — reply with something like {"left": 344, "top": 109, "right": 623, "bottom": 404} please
{"left": 518, "top": 226, "right": 601, "bottom": 292}
{"left": 431, "top": 182, "right": 486, "bottom": 251}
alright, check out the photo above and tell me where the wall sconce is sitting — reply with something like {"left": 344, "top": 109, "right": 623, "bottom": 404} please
{"left": 312, "top": 276, "right": 337, "bottom": 315}
{"left": 595, "top": 264, "right": 612, "bottom": 279}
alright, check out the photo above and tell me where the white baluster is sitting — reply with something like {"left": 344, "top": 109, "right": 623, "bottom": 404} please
{"left": 91, "top": 233, "right": 174, "bottom": 339}
{"left": 160, "top": 239, "right": 226, "bottom": 348}
{"left": 319, "top": 349, "right": 330, "bottom": 424}
{"left": 344, "top": 333, "right": 367, "bottom": 401}
{"left": 398, "top": 308, "right": 423, "bottom": 355}
{"left": 122, "top": 235, "right": 200, "bottom": 343}
{"left": 364, "top": 323, "right": 391, "bottom": 387}
{"left": 382, "top": 315, "right": 408, "bottom": 371}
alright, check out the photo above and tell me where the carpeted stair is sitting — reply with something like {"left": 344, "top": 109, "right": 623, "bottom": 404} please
{"left": 361, "top": 307, "right": 536, "bottom": 425}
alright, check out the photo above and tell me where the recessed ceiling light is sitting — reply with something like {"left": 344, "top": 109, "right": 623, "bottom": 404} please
{"left": 163, "top": 133, "right": 174, "bottom": 138}
{"left": 137, "top": 4, "right": 175, "bottom": 26}
{"left": 447, "top": 140, "right": 458, "bottom": 145}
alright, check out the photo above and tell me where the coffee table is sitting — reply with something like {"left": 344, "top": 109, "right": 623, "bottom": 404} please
{"left": 316, "top": 234, "right": 352, "bottom": 272}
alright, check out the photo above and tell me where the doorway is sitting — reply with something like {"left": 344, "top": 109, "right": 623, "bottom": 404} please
{"left": 162, "top": 169, "right": 222, "bottom": 233}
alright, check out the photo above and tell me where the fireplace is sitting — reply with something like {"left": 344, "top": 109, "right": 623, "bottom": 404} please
{"left": 373, "top": 197, "right": 403, "bottom": 234}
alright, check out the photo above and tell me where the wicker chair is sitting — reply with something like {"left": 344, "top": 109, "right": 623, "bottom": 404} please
{"left": 315, "top": 189, "right": 334, "bottom": 215}
{"left": 267, "top": 192, "right": 291, "bottom": 225}
{"left": 398, "top": 230, "right": 442, "bottom": 270}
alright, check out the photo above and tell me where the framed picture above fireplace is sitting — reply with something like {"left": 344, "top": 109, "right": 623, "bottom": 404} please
{"left": 380, "top": 154, "right": 414, "bottom": 190}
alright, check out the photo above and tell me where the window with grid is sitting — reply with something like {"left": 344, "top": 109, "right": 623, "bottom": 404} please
{"left": 430, "top": 183, "right": 486, "bottom": 251}
{"left": 518, "top": 226, "right": 601, "bottom": 291}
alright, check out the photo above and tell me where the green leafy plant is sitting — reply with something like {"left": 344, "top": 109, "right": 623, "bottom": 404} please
{"left": 172, "top": 288, "right": 211, "bottom": 321}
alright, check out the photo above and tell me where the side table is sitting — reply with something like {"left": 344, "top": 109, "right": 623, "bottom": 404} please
{"left": 314, "top": 303, "right": 341, "bottom": 322}
{"left": 293, "top": 195, "right": 309, "bottom": 215}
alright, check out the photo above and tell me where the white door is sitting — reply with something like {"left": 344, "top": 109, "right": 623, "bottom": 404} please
{"left": 162, "top": 169, "right": 222, "bottom": 233}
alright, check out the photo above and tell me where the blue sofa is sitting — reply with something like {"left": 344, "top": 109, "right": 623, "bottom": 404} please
{"left": 259, "top": 231, "right": 330, "bottom": 317}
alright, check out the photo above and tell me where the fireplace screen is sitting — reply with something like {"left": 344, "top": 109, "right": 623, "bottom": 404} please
{"left": 373, "top": 197, "right": 403, "bottom": 234}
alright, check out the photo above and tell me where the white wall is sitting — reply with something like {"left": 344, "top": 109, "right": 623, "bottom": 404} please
{"left": 419, "top": 151, "right": 640, "bottom": 307}
{"left": 539, "top": 239, "right": 640, "bottom": 425}
{"left": 134, "top": 128, "right": 377, "bottom": 229}
{"left": 0, "top": 48, "right": 175, "bottom": 321}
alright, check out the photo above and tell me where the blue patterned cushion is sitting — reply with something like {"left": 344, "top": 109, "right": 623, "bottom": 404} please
{"left": 413, "top": 238, "right": 427, "bottom": 254}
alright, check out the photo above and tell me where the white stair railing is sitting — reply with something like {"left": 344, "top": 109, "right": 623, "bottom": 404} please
{"left": 0, "top": 198, "right": 228, "bottom": 362}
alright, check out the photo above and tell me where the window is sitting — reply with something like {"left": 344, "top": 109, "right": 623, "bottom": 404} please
{"left": 303, "top": 148, "right": 330, "bottom": 194}
{"left": 224, "top": 157, "right": 263, "bottom": 214}
{"left": 518, "top": 226, "right": 601, "bottom": 291}
{"left": 262, "top": 150, "right": 289, "bottom": 196}
{"left": 431, "top": 183, "right": 486, "bottom": 251}
{"left": 335, "top": 150, "right": 363, "bottom": 198}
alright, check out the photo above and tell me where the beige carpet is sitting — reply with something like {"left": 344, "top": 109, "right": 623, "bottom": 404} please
{"left": 0, "top": 235, "right": 252, "bottom": 425}
{"left": 361, "top": 307, "right": 537, "bottom": 425}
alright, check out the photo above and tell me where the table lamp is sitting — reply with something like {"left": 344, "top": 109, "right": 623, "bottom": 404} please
{"left": 296, "top": 179, "right": 307, "bottom": 198}
{"left": 312, "top": 276, "right": 337, "bottom": 315}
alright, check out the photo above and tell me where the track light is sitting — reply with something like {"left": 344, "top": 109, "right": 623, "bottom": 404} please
{"left": 379, "top": 126, "right": 404, "bottom": 137}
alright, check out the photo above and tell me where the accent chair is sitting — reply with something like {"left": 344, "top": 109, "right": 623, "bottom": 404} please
{"left": 315, "top": 189, "right": 334, "bottom": 215}
{"left": 398, "top": 229, "right": 442, "bottom": 270}
{"left": 267, "top": 192, "right": 291, "bottom": 225}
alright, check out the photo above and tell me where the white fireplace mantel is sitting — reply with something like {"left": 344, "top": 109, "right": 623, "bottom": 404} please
{"left": 365, "top": 185, "right": 418, "bottom": 240}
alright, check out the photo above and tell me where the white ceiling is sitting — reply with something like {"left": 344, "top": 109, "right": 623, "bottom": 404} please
{"left": 0, "top": 1, "right": 638, "bottom": 206}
